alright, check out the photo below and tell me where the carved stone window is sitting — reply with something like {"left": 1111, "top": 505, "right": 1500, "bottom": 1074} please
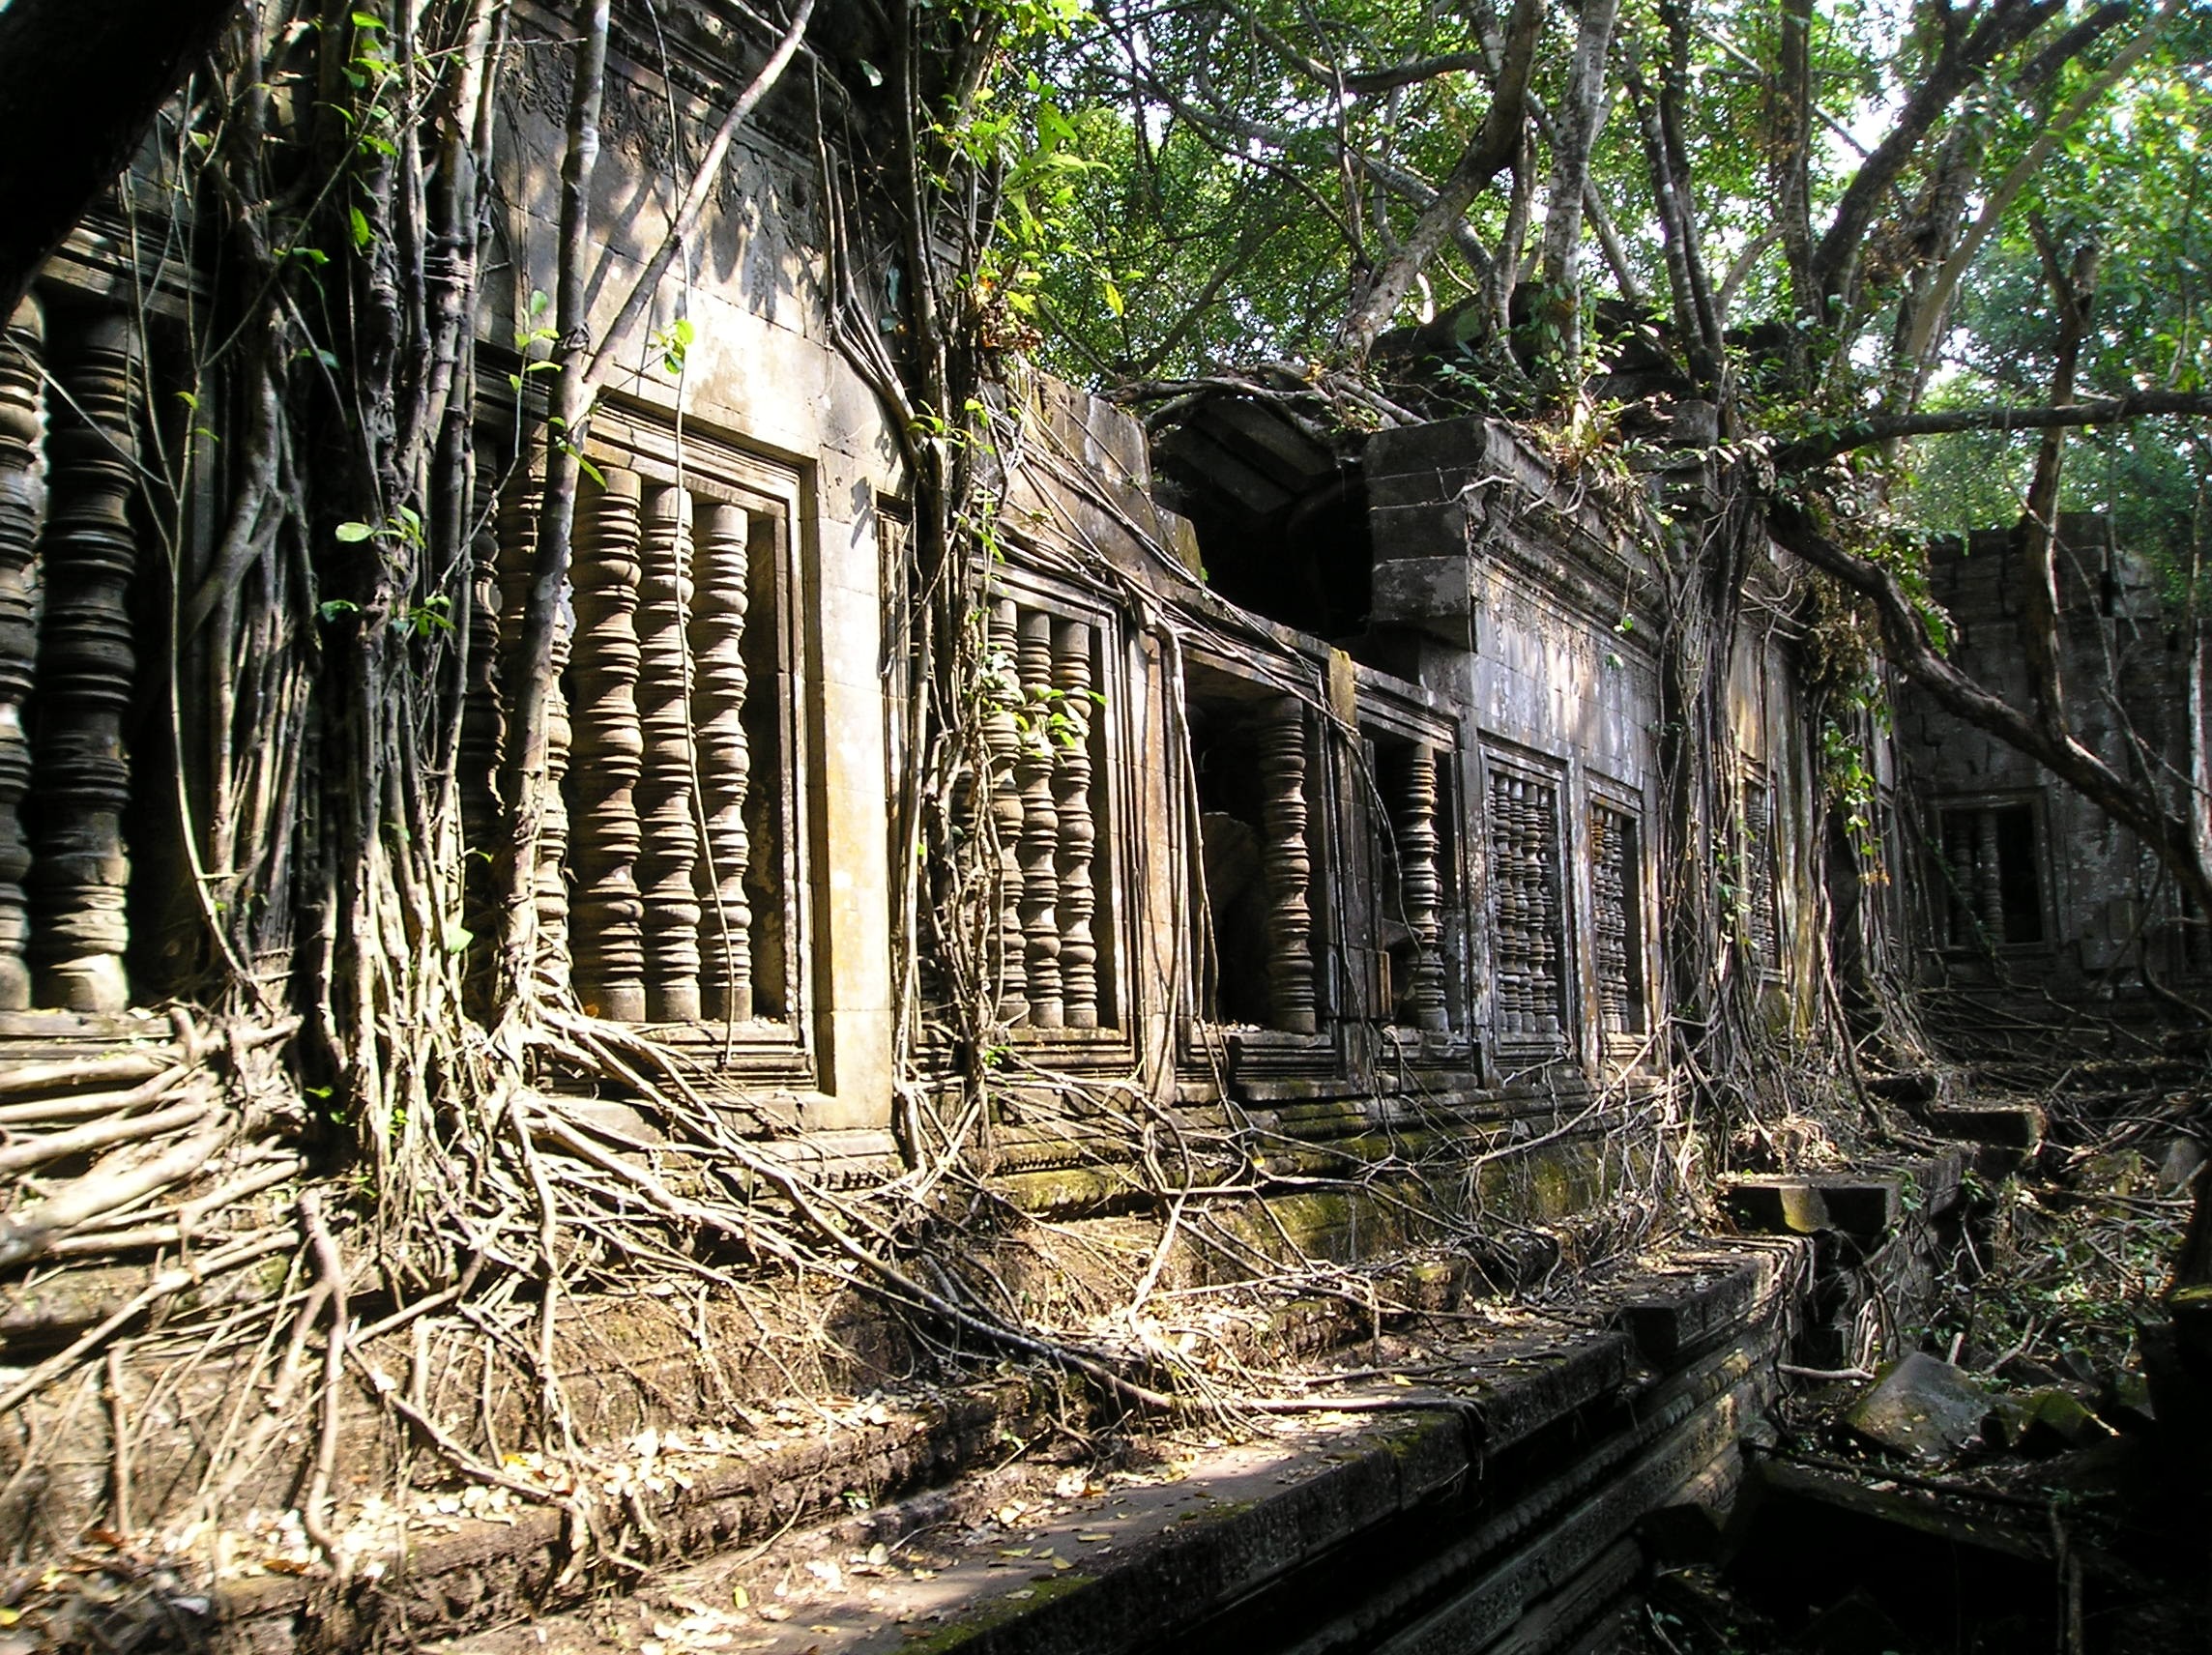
{"left": 1934, "top": 798, "right": 2045, "bottom": 950}
{"left": 978, "top": 592, "right": 1116, "bottom": 1034}
{"left": 1590, "top": 800, "right": 1646, "bottom": 1039}
{"left": 1741, "top": 773, "right": 1779, "bottom": 972}
{"left": 1187, "top": 670, "right": 1317, "bottom": 1036}
{"left": 1485, "top": 757, "right": 1566, "bottom": 1051}
{"left": 468, "top": 421, "right": 810, "bottom": 1071}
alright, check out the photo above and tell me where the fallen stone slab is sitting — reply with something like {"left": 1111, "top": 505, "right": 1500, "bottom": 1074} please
{"left": 1845, "top": 1353, "right": 1988, "bottom": 1465}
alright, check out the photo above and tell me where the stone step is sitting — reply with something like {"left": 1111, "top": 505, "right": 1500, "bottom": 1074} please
{"left": 422, "top": 1239, "right": 1809, "bottom": 1655}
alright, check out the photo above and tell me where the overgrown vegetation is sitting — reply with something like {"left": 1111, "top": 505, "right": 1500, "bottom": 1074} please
{"left": 0, "top": 0, "right": 2207, "bottom": 1644}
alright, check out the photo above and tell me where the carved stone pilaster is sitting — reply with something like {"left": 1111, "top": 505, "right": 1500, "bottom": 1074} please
{"left": 1393, "top": 742, "right": 1449, "bottom": 1031}
{"left": 1051, "top": 617, "right": 1098, "bottom": 1029}
{"left": 0, "top": 297, "right": 44, "bottom": 1010}
{"left": 1014, "top": 608, "right": 1062, "bottom": 1029}
{"left": 29, "top": 313, "right": 139, "bottom": 1012}
{"left": 568, "top": 467, "right": 646, "bottom": 1020}
{"left": 636, "top": 483, "right": 701, "bottom": 1022}
{"left": 1257, "top": 698, "right": 1316, "bottom": 1034}
{"left": 496, "top": 463, "right": 571, "bottom": 992}
{"left": 691, "top": 501, "right": 753, "bottom": 1022}
{"left": 982, "top": 597, "right": 1027, "bottom": 1024}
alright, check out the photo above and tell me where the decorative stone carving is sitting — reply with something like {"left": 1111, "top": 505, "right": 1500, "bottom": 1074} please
{"left": 0, "top": 297, "right": 44, "bottom": 1011}
{"left": 1742, "top": 778, "right": 1776, "bottom": 968}
{"left": 1014, "top": 607, "right": 1062, "bottom": 1029}
{"left": 982, "top": 596, "right": 1027, "bottom": 1024}
{"left": 1392, "top": 742, "right": 1450, "bottom": 1031}
{"left": 1489, "top": 769, "right": 1562, "bottom": 1042}
{"left": 691, "top": 500, "right": 754, "bottom": 1023}
{"left": 1257, "top": 697, "right": 1317, "bottom": 1034}
{"left": 568, "top": 467, "right": 647, "bottom": 1021}
{"left": 1592, "top": 802, "right": 1644, "bottom": 1036}
{"left": 495, "top": 462, "right": 571, "bottom": 991}
{"left": 29, "top": 313, "right": 139, "bottom": 1012}
{"left": 635, "top": 483, "right": 701, "bottom": 1021}
{"left": 1051, "top": 617, "right": 1099, "bottom": 1029}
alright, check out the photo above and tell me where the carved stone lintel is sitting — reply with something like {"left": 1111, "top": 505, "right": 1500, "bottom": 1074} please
{"left": 568, "top": 467, "right": 647, "bottom": 1021}
{"left": 636, "top": 483, "right": 701, "bottom": 1022}
{"left": 1393, "top": 742, "right": 1449, "bottom": 1032}
{"left": 1052, "top": 617, "right": 1099, "bottom": 1029}
{"left": 691, "top": 500, "right": 754, "bottom": 1022}
{"left": 983, "top": 597, "right": 1027, "bottom": 1024}
{"left": 496, "top": 461, "right": 571, "bottom": 992}
{"left": 1257, "top": 697, "right": 1317, "bottom": 1034}
{"left": 0, "top": 296, "right": 44, "bottom": 1011}
{"left": 29, "top": 312, "right": 137, "bottom": 1012}
{"left": 1014, "top": 608, "right": 1062, "bottom": 1029}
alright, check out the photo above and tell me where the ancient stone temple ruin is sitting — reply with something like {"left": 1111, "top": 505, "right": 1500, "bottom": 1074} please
{"left": 0, "top": 7, "right": 2200, "bottom": 1652}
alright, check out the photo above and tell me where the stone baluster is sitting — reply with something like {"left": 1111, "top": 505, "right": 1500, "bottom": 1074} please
{"left": 1529, "top": 780, "right": 1561, "bottom": 1038}
{"left": 1973, "top": 807, "right": 2003, "bottom": 941}
{"left": 1015, "top": 608, "right": 1062, "bottom": 1029}
{"left": 690, "top": 500, "right": 753, "bottom": 1022}
{"left": 29, "top": 313, "right": 139, "bottom": 1012}
{"left": 1490, "top": 773, "right": 1524, "bottom": 1037}
{"left": 0, "top": 297, "right": 44, "bottom": 1010}
{"left": 1592, "top": 805, "right": 1637, "bottom": 1035}
{"left": 1257, "top": 697, "right": 1317, "bottom": 1034}
{"left": 495, "top": 463, "right": 572, "bottom": 991}
{"left": 982, "top": 597, "right": 1027, "bottom": 1024}
{"left": 568, "top": 467, "right": 646, "bottom": 1020}
{"left": 1394, "top": 742, "right": 1449, "bottom": 1031}
{"left": 636, "top": 483, "right": 701, "bottom": 1022}
{"left": 1052, "top": 617, "right": 1099, "bottom": 1029}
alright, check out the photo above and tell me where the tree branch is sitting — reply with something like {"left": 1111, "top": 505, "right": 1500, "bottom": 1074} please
{"left": 1336, "top": 0, "right": 1542, "bottom": 361}
{"left": 1774, "top": 389, "right": 2212, "bottom": 470}
{"left": 1767, "top": 500, "right": 2212, "bottom": 917}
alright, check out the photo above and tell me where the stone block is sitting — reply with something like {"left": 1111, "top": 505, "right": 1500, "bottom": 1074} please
{"left": 1845, "top": 1352, "right": 1988, "bottom": 1464}
{"left": 1370, "top": 556, "right": 1473, "bottom": 650}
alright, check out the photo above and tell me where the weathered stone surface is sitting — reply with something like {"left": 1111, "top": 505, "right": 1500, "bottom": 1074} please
{"left": 1984, "top": 1386, "right": 2112, "bottom": 1456}
{"left": 1846, "top": 1353, "right": 1988, "bottom": 1463}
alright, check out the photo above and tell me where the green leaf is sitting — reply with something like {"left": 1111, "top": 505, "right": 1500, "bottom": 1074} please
{"left": 349, "top": 205, "right": 373, "bottom": 250}
{"left": 318, "top": 599, "right": 361, "bottom": 622}
{"left": 335, "top": 521, "right": 376, "bottom": 543}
